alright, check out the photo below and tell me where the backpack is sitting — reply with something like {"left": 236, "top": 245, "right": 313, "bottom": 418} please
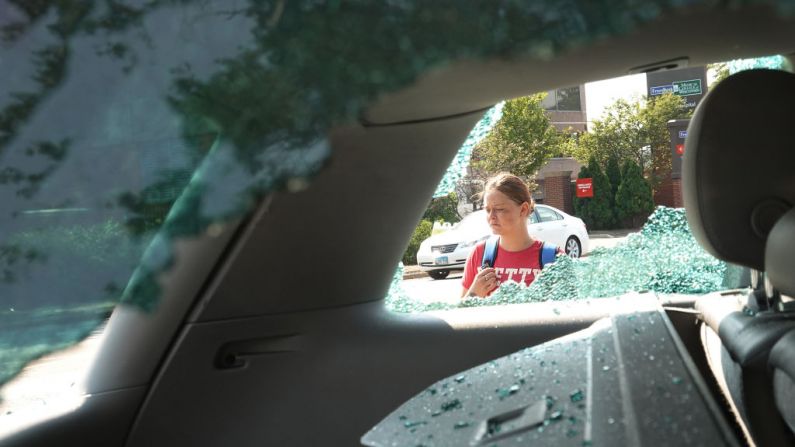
{"left": 481, "top": 236, "right": 558, "bottom": 269}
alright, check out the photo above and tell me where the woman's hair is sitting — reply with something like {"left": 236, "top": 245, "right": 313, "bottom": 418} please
{"left": 483, "top": 172, "right": 534, "bottom": 207}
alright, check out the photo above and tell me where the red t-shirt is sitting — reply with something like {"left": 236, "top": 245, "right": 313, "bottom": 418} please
{"left": 462, "top": 240, "right": 547, "bottom": 294}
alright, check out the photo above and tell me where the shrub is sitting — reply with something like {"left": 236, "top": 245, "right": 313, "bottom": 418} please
{"left": 615, "top": 160, "right": 654, "bottom": 227}
{"left": 605, "top": 154, "right": 622, "bottom": 211}
{"left": 574, "top": 156, "right": 614, "bottom": 229}
{"left": 402, "top": 219, "right": 433, "bottom": 265}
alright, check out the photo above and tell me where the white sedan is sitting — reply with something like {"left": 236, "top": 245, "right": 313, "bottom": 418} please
{"left": 415, "top": 204, "right": 589, "bottom": 279}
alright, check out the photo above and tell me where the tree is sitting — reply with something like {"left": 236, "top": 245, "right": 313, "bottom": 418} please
{"left": 473, "top": 93, "right": 564, "bottom": 179}
{"left": 571, "top": 98, "right": 647, "bottom": 170}
{"left": 402, "top": 220, "right": 432, "bottom": 265}
{"left": 572, "top": 93, "right": 691, "bottom": 192}
{"left": 605, "top": 154, "right": 622, "bottom": 211}
{"left": 423, "top": 192, "right": 460, "bottom": 223}
{"left": 642, "top": 92, "right": 692, "bottom": 188}
{"left": 708, "top": 62, "right": 731, "bottom": 87}
{"left": 615, "top": 160, "right": 654, "bottom": 228}
{"left": 574, "top": 156, "right": 614, "bottom": 229}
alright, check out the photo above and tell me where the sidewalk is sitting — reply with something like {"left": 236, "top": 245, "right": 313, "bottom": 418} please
{"left": 587, "top": 228, "right": 639, "bottom": 252}
{"left": 403, "top": 264, "right": 427, "bottom": 280}
{"left": 588, "top": 228, "right": 639, "bottom": 239}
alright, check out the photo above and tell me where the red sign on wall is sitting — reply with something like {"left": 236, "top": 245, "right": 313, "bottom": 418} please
{"left": 576, "top": 178, "right": 593, "bottom": 198}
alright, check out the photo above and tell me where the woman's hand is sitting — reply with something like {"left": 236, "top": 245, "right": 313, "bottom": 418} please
{"left": 466, "top": 267, "right": 500, "bottom": 297}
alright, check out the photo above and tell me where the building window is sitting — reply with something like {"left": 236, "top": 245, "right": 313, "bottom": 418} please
{"left": 542, "top": 86, "right": 582, "bottom": 111}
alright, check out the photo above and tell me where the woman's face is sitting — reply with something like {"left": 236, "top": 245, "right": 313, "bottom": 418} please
{"left": 484, "top": 189, "right": 530, "bottom": 236}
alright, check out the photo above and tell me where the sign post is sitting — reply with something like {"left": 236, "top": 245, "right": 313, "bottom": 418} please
{"left": 667, "top": 119, "right": 690, "bottom": 179}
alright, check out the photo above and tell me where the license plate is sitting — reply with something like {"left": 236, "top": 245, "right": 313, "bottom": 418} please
{"left": 434, "top": 256, "right": 448, "bottom": 265}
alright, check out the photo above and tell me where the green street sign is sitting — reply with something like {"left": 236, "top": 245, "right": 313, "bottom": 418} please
{"left": 672, "top": 79, "right": 702, "bottom": 96}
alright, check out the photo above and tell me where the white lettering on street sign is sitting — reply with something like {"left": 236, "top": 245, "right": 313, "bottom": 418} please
{"left": 650, "top": 85, "right": 673, "bottom": 96}
{"left": 672, "top": 79, "right": 702, "bottom": 96}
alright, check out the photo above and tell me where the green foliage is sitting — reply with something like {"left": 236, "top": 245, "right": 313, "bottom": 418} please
{"left": 708, "top": 62, "right": 730, "bottom": 86}
{"left": 402, "top": 219, "right": 433, "bottom": 265}
{"left": 615, "top": 160, "right": 654, "bottom": 227}
{"left": 473, "top": 94, "right": 563, "bottom": 178}
{"left": 572, "top": 93, "right": 691, "bottom": 190}
{"left": 642, "top": 92, "right": 692, "bottom": 186}
{"left": 571, "top": 98, "right": 646, "bottom": 168}
{"left": 423, "top": 192, "right": 460, "bottom": 223}
{"left": 574, "top": 156, "right": 614, "bottom": 230}
{"left": 605, "top": 155, "right": 622, "bottom": 210}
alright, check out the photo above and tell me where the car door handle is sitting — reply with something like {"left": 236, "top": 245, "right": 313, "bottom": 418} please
{"left": 215, "top": 333, "right": 304, "bottom": 369}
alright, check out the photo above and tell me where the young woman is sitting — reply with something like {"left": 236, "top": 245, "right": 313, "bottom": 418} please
{"left": 461, "top": 172, "right": 560, "bottom": 298}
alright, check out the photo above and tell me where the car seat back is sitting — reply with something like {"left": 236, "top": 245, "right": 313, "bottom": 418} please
{"left": 684, "top": 69, "right": 795, "bottom": 446}
{"left": 683, "top": 69, "right": 795, "bottom": 270}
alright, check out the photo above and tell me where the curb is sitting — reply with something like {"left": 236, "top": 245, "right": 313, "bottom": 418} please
{"left": 403, "top": 270, "right": 428, "bottom": 280}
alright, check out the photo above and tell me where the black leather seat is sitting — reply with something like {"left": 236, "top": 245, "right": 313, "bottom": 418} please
{"left": 766, "top": 208, "right": 795, "bottom": 435}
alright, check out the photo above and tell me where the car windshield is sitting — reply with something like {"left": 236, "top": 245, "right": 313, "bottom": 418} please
{"left": 452, "top": 211, "right": 488, "bottom": 232}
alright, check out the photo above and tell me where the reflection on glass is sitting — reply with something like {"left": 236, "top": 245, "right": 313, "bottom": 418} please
{"left": 555, "top": 86, "right": 581, "bottom": 111}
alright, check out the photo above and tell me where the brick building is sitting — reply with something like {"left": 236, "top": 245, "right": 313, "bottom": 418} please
{"left": 533, "top": 158, "right": 582, "bottom": 215}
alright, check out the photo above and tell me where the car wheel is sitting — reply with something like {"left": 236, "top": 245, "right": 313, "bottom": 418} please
{"left": 565, "top": 237, "right": 581, "bottom": 258}
{"left": 428, "top": 270, "right": 450, "bottom": 280}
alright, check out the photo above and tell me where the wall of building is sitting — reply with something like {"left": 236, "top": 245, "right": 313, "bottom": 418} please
{"left": 543, "top": 173, "right": 574, "bottom": 214}
{"left": 654, "top": 175, "right": 683, "bottom": 208}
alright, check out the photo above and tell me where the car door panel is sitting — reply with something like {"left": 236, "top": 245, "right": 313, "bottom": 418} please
{"left": 126, "top": 300, "right": 615, "bottom": 446}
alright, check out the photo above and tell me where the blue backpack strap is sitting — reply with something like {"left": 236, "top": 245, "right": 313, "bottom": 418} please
{"left": 482, "top": 236, "right": 500, "bottom": 268}
{"left": 539, "top": 242, "right": 559, "bottom": 269}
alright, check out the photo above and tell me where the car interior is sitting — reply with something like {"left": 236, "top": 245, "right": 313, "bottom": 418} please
{"left": 2, "top": 2, "right": 795, "bottom": 446}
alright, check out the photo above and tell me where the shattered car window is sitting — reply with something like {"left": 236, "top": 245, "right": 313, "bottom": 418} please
{"left": 388, "top": 206, "right": 745, "bottom": 313}
{"left": 388, "top": 54, "right": 789, "bottom": 313}
{"left": 4, "top": 0, "right": 705, "bottom": 391}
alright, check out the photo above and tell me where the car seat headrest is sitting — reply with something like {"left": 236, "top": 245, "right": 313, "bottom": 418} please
{"left": 766, "top": 207, "right": 795, "bottom": 297}
{"left": 683, "top": 69, "right": 795, "bottom": 270}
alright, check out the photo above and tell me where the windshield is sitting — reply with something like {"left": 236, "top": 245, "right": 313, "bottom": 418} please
{"left": 453, "top": 211, "right": 488, "bottom": 232}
